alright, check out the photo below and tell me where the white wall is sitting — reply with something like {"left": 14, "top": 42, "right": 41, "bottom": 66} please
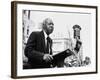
{"left": 0, "top": 0, "right": 100, "bottom": 80}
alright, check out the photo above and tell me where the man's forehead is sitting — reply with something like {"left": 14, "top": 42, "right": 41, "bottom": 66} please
{"left": 45, "top": 18, "right": 53, "bottom": 23}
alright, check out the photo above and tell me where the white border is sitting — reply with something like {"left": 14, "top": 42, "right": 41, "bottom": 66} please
{"left": 17, "top": 3, "right": 96, "bottom": 77}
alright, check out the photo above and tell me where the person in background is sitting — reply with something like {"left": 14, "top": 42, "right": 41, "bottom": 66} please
{"left": 24, "top": 18, "right": 54, "bottom": 69}
{"left": 82, "top": 56, "right": 91, "bottom": 66}
{"left": 64, "top": 24, "right": 83, "bottom": 67}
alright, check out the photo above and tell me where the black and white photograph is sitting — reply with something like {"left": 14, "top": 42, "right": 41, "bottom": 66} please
{"left": 23, "top": 10, "right": 91, "bottom": 69}
{"left": 11, "top": 1, "right": 97, "bottom": 78}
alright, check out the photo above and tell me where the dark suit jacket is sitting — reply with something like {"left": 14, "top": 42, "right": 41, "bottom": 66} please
{"left": 24, "top": 31, "right": 52, "bottom": 69}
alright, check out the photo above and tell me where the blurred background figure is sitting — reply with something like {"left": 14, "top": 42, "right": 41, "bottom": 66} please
{"left": 82, "top": 56, "right": 91, "bottom": 66}
{"left": 64, "top": 24, "right": 83, "bottom": 67}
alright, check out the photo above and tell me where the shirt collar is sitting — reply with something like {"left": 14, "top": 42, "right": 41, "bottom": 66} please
{"left": 43, "top": 30, "right": 48, "bottom": 39}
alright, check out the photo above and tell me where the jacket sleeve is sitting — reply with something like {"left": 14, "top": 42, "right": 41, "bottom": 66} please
{"left": 24, "top": 32, "right": 44, "bottom": 62}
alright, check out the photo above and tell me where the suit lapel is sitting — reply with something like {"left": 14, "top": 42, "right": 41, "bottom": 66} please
{"left": 40, "top": 31, "right": 46, "bottom": 53}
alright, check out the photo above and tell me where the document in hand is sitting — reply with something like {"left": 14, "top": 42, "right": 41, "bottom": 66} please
{"left": 52, "top": 49, "right": 73, "bottom": 63}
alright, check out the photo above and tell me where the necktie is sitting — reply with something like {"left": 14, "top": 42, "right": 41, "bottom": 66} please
{"left": 46, "top": 36, "right": 52, "bottom": 54}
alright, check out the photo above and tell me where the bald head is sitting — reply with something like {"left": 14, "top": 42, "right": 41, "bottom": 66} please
{"left": 42, "top": 18, "right": 54, "bottom": 35}
{"left": 43, "top": 18, "right": 53, "bottom": 25}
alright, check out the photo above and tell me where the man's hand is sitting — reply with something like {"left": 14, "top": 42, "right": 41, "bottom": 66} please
{"left": 43, "top": 54, "right": 53, "bottom": 63}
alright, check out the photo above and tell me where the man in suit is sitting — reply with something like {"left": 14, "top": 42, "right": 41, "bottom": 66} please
{"left": 24, "top": 18, "right": 54, "bottom": 69}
